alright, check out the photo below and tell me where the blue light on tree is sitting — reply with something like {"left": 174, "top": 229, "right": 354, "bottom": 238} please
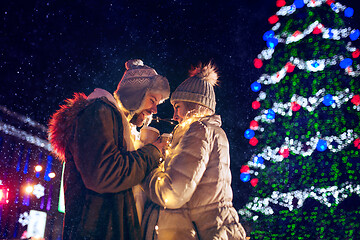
{"left": 267, "top": 38, "right": 278, "bottom": 49}
{"left": 294, "top": 0, "right": 305, "bottom": 8}
{"left": 344, "top": 7, "right": 354, "bottom": 18}
{"left": 263, "top": 30, "right": 275, "bottom": 41}
{"left": 340, "top": 58, "right": 353, "bottom": 69}
{"left": 251, "top": 82, "right": 262, "bottom": 92}
{"left": 330, "top": 3, "right": 338, "bottom": 12}
{"left": 322, "top": 94, "right": 334, "bottom": 106}
{"left": 244, "top": 129, "right": 255, "bottom": 139}
{"left": 316, "top": 139, "right": 328, "bottom": 152}
{"left": 350, "top": 29, "right": 360, "bottom": 41}
{"left": 266, "top": 109, "right": 276, "bottom": 119}
{"left": 312, "top": 61, "right": 320, "bottom": 68}
{"left": 240, "top": 172, "right": 251, "bottom": 182}
{"left": 253, "top": 156, "right": 264, "bottom": 165}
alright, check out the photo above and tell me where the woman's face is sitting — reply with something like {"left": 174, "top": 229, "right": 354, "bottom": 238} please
{"left": 172, "top": 101, "right": 188, "bottom": 123}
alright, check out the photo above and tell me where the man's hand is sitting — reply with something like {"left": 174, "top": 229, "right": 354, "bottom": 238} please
{"left": 151, "top": 137, "right": 168, "bottom": 156}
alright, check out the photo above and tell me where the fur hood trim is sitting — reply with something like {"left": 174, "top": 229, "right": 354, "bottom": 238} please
{"left": 48, "top": 93, "right": 89, "bottom": 162}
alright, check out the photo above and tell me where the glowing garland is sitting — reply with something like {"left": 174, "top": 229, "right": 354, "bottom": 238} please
{"left": 260, "top": 21, "right": 356, "bottom": 61}
{"left": 248, "top": 129, "right": 358, "bottom": 167}
{"left": 277, "top": 0, "right": 347, "bottom": 17}
{"left": 239, "top": 183, "right": 360, "bottom": 220}
{"left": 253, "top": 89, "right": 359, "bottom": 124}
{"left": 256, "top": 54, "right": 359, "bottom": 87}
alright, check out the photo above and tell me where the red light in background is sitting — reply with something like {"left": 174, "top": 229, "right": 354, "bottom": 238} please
{"left": 0, "top": 187, "right": 9, "bottom": 204}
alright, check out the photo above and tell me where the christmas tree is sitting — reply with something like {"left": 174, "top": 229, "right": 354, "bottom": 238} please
{"left": 239, "top": 0, "right": 360, "bottom": 239}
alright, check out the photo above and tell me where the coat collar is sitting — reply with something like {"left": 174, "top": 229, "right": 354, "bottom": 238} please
{"left": 88, "top": 88, "right": 118, "bottom": 108}
{"left": 200, "top": 114, "right": 222, "bottom": 127}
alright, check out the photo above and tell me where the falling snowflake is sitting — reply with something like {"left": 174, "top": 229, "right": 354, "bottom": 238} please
{"left": 19, "top": 212, "right": 30, "bottom": 226}
{"left": 32, "top": 184, "right": 45, "bottom": 199}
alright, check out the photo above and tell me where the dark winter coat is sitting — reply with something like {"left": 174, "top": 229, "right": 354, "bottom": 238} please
{"left": 49, "top": 91, "right": 162, "bottom": 240}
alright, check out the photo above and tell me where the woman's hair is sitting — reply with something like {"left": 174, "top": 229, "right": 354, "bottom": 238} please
{"left": 182, "top": 101, "right": 214, "bottom": 119}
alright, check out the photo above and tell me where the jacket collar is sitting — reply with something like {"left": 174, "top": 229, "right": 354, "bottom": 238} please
{"left": 88, "top": 88, "right": 118, "bottom": 108}
{"left": 200, "top": 114, "right": 222, "bottom": 127}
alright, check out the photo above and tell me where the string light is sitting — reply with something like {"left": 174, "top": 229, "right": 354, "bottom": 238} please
{"left": 239, "top": 183, "right": 360, "bottom": 217}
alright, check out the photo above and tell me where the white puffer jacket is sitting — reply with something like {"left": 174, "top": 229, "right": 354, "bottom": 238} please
{"left": 144, "top": 115, "right": 246, "bottom": 240}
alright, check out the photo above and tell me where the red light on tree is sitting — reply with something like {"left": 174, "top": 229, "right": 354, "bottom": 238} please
{"left": 291, "top": 102, "right": 301, "bottom": 111}
{"left": 0, "top": 186, "right": 9, "bottom": 204}
{"left": 352, "top": 49, "right": 360, "bottom": 58}
{"left": 279, "top": 147, "right": 290, "bottom": 158}
{"left": 326, "top": 0, "right": 335, "bottom": 6}
{"left": 276, "top": 0, "right": 286, "bottom": 7}
{"left": 354, "top": 138, "right": 360, "bottom": 149}
{"left": 312, "top": 26, "right": 322, "bottom": 35}
{"left": 250, "top": 178, "right": 259, "bottom": 187}
{"left": 254, "top": 58, "right": 263, "bottom": 69}
{"left": 351, "top": 95, "right": 360, "bottom": 106}
{"left": 240, "top": 165, "right": 250, "bottom": 173}
{"left": 250, "top": 120, "right": 259, "bottom": 130}
{"left": 268, "top": 15, "right": 279, "bottom": 25}
{"left": 249, "top": 137, "right": 258, "bottom": 146}
{"left": 252, "top": 101, "right": 261, "bottom": 110}
{"left": 285, "top": 62, "right": 295, "bottom": 73}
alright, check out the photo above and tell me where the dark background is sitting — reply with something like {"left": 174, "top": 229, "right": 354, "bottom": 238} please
{"left": 1, "top": 0, "right": 360, "bottom": 209}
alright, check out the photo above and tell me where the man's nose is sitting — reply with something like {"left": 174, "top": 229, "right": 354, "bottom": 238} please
{"left": 151, "top": 104, "right": 157, "bottom": 114}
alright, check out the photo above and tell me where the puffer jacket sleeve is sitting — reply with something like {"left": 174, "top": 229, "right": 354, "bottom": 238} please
{"left": 71, "top": 101, "right": 162, "bottom": 194}
{"left": 146, "top": 120, "right": 210, "bottom": 209}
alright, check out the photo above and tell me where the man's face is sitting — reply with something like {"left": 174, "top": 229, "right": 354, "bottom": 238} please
{"left": 131, "top": 92, "right": 163, "bottom": 127}
{"left": 172, "top": 101, "right": 187, "bottom": 123}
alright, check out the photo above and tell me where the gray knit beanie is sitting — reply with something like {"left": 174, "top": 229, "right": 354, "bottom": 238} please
{"left": 170, "top": 62, "right": 218, "bottom": 112}
{"left": 114, "top": 59, "right": 170, "bottom": 113}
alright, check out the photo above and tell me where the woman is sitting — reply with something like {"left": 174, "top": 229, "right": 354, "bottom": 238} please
{"left": 142, "top": 62, "right": 247, "bottom": 240}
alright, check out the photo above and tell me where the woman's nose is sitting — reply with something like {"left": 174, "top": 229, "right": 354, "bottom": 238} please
{"left": 173, "top": 112, "right": 179, "bottom": 121}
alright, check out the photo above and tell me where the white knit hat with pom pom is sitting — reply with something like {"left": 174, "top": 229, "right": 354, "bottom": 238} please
{"left": 114, "top": 59, "right": 170, "bottom": 113}
{"left": 170, "top": 62, "right": 218, "bottom": 112}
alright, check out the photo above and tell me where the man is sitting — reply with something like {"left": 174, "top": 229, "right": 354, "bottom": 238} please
{"left": 48, "top": 59, "right": 170, "bottom": 240}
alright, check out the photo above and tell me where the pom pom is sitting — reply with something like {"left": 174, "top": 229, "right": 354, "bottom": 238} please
{"left": 125, "top": 59, "right": 144, "bottom": 70}
{"left": 189, "top": 62, "right": 219, "bottom": 86}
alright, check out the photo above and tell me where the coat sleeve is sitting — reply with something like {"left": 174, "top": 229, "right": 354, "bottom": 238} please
{"left": 145, "top": 121, "right": 210, "bottom": 209}
{"left": 71, "top": 101, "right": 162, "bottom": 194}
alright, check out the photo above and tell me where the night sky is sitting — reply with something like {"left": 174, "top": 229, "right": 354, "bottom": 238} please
{"left": 1, "top": 0, "right": 360, "bottom": 209}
